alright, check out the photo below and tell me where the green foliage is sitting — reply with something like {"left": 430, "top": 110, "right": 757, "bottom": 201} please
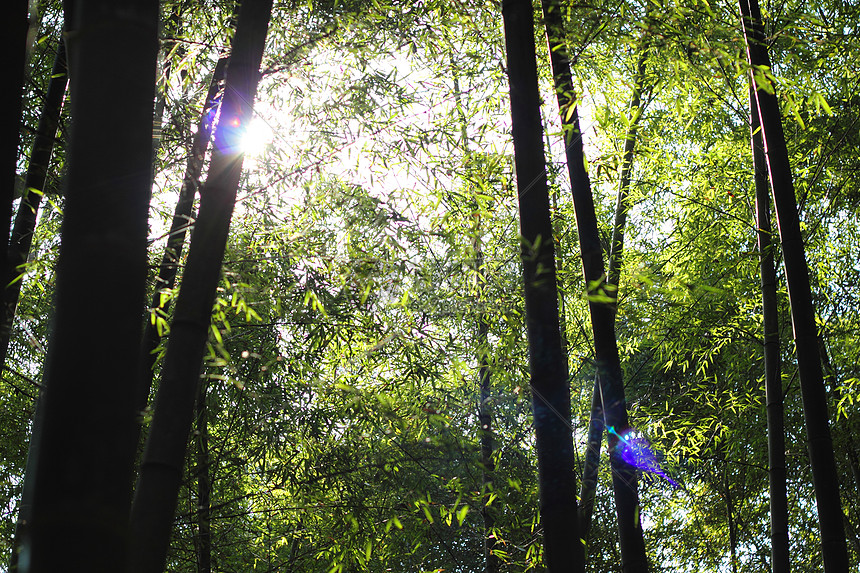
{"left": 2, "top": 0, "right": 859, "bottom": 570}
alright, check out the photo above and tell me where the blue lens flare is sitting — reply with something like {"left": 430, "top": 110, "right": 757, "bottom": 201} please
{"left": 608, "top": 426, "right": 679, "bottom": 488}
{"left": 202, "top": 96, "right": 246, "bottom": 155}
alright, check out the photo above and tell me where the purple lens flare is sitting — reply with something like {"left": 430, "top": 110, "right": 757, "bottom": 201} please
{"left": 608, "top": 426, "right": 679, "bottom": 488}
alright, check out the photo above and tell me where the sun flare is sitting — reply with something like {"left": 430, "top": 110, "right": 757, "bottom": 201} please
{"left": 239, "top": 116, "right": 273, "bottom": 156}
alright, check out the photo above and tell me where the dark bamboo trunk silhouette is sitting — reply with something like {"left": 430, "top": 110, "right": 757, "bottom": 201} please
{"left": 501, "top": 0, "right": 583, "bottom": 570}
{"left": 20, "top": 1, "right": 159, "bottom": 571}
{"left": 6, "top": 38, "right": 68, "bottom": 573}
{"left": 844, "top": 446, "right": 860, "bottom": 555}
{"left": 547, "top": 171, "right": 571, "bottom": 359}
{"left": 196, "top": 380, "right": 211, "bottom": 573}
{"left": 150, "top": 6, "right": 185, "bottom": 185}
{"left": 0, "top": 1, "right": 29, "bottom": 294}
{"left": 606, "top": 46, "right": 648, "bottom": 292}
{"left": 135, "top": 1, "right": 240, "bottom": 421}
{"left": 0, "top": 37, "right": 68, "bottom": 381}
{"left": 751, "top": 86, "right": 790, "bottom": 573}
{"left": 475, "top": 237, "right": 499, "bottom": 573}
{"left": 724, "top": 463, "right": 739, "bottom": 573}
{"left": 817, "top": 339, "right": 860, "bottom": 561}
{"left": 135, "top": 54, "right": 229, "bottom": 416}
{"left": 8, "top": 393, "right": 45, "bottom": 573}
{"left": 579, "top": 380, "right": 603, "bottom": 540}
{"left": 452, "top": 66, "right": 499, "bottom": 573}
{"left": 579, "top": 38, "right": 650, "bottom": 543}
{"left": 540, "top": 1, "right": 647, "bottom": 570}
{"left": 740, "top": 0, "right": 848, "bottom": 569}
{"left": 128, "top": 1, "right": 273, "bottom": 571}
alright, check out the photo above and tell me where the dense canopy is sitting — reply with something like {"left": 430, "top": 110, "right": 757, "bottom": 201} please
{"left": 2, "top": 0, "right": 859, "bottom": 571}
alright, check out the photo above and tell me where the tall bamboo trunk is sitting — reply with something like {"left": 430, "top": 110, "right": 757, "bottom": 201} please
{"left": 149, "top": 5, "right": 186, "bottom": 187}
{"left": 739, "top": 0, "right": 848, "bottom": 569}
{"left": 452, "top": 65, "right": 500, "bottom": 573}
{"left": 750, "top": 86, "right": 790, "bottom": 573}
{"left": 501, "top": 0, "right": 583, "bottom": 570}
{"left": 579, "top": 37, "right": 650, "bottom": 543}
{"left": 0, "top": 37, "right": 68, "bottom": 380}
{"left": 475, "top": 237, "right": 499, "bottom": 573}
{"left": 128, "top": 1, "right": 273, "bottom": 571}
{"left": 6, "top": 37, "right": 68, "bottom": 573}
{"left": 135, "top": 54, "right": 229, "bottom": 416}
{"left": 817, "top": 338, "right": 860, "bottom": 561}
{"left": 20, "top": 1, "right": 159, "bottom": 570}
{"left": 137, "top": 3, "right": 240, "bottom": 421}
{"left": 578, "top": 380, "right": 604, "bottom": 540}
{"left": 0, "top": 1, "right": 30, "bottom": 292}
{"left": 196, "top": 380, "right": 211, "bottom": 573}
{"left": 606, "top": 47, "right": 648, "bottom": 292}
{"left": 724, "top": 463, "right": 739, "bottom": 573}
{"left": 540, "top": 1, "right": 647, "bottom": 570}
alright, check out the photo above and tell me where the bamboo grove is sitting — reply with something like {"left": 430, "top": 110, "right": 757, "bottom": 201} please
{"left": 2, "top": 0, "right": 859, "bottom": 571}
